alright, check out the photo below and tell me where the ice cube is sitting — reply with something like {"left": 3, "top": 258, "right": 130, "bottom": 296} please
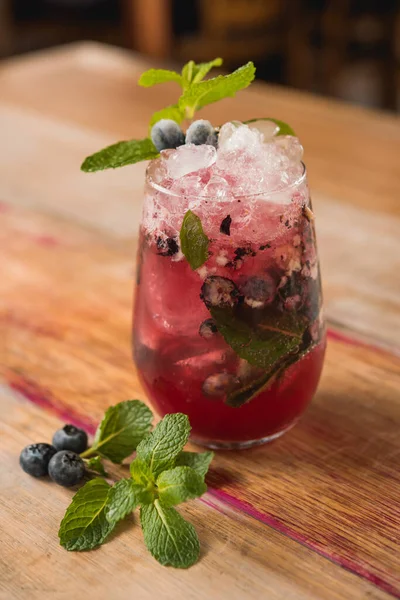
{"left": 274, "top": 136, "right": 304, "bottom": 164}
{"left": 217, "top": 121, "right": 242, "bottom": 147}
{"left": 217, "top": 122, "right": 264, "bottom": 156}
{"left": 248, "top": 119, "right": 280, "bottom": 140}
{"left": 164, "top": 143, "right": 217, "bottom": 179}
{"left": 203, "top": 175, "right": 231, "bottom": 199}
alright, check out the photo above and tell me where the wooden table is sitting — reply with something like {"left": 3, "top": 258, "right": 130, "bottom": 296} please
{"left": 1, "top": 42, "right": 400, "bottom": 600}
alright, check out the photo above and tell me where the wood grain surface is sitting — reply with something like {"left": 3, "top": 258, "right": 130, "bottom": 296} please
{"left": 1, "top": 43, "right": 400, "bottom": 600}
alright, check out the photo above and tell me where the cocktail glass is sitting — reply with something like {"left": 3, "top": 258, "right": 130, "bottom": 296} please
{"left": 133, "top": 124, "right": 326, "bottom": 449}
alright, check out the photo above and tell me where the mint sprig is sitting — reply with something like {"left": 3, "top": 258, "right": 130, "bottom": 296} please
{"left": 59, "top": 406, "right": 213, "bottom": 569}
{"left": 81, "top": 58, "right": 258, "bottom": 172}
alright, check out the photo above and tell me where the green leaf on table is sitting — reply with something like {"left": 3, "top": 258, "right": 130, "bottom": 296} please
{"left": 140, "top": 500, "right": 200, "bottom": 568}
{"left": 244, "top": 117, "right": 296, "bottom": 137}
{"left": 180, "top": 210, "right": 209, "bottom": 270}
{"left": 181, "top": 58, "right": 223, "bottom": 87}
{"left": 91, "top": 400, "right": 153, "bottom": 464}
{"left": 149, "top": 104, "right": 186, "bottom": 128}
{"left": 209, "top": 305, "right": 305, "bottom": 372}
{"left": 178, "top": 61, "right": 255, "bottom": 118}
{"left": 85, "top": 456, "right": 108, "bottom": 477}
{"left": 175, "top": 451, "right": 214, "bottom": 479}
{"left": 136, "top": 413, "right": 190, "bottom": 479}
{"left": 81, "top": 138, "right": 160, "bottom": 172}
{"left": 157, "top": 466, "right": 207, "bottom": 507}
{"left": 139, "top": 69, "right": 183, "bottom": 88}
{"left": 59, "top": 479, "right": 113, "bottom": 551}
{"left": 105, "top": 478, "right": 146, "bottom": 525}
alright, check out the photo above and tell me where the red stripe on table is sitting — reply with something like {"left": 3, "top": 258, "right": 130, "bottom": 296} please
{"left": 8, "top": 373, "right": 96, "bottom": 435}
{"left": 327, "top": 328, "right": 400, "bottom": 357}
{"left": 202, "top": 492, "right": 399, "bottom": 598}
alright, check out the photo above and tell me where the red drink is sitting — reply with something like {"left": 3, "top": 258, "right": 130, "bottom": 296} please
{"left": 133, "top": 123, "right": 326, "bottom": 448}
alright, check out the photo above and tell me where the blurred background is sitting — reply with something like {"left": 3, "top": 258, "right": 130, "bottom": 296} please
{"left": 1, "top": 0, "right": 399, "bottom": 111}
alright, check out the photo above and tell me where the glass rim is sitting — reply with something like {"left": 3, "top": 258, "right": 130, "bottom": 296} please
{"left": 145, "top": 160, "right": 307, "bottom": 201}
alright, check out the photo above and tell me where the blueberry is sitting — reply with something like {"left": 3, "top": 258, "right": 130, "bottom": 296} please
{"left": 201, "top": 276, "right": 240, "bottom": 308}
{"left": 242, "top": 276, "right": 276, "bottom": 309}
{"left": 185, "top": 120, "right": 217, "bottom": 147}
{"left": 156, "top": 236, "right": 179, "bottom": 257}
{"left": 52, "top": 424, "right": 88, "bottom": 454}
{"left": 199, "top": 318, "right": 218, "bottom": 339}
{"left": 19, "top": 443, "right": 57, "bottom": 477}
{"left": 202, "top": 373, "right": 236, "bottom": 397}
{"left": 151, "top": 119, "right": 185, "bottom": 152}
{"left": 48, "top": 451, "right": 85, "bottom": 487}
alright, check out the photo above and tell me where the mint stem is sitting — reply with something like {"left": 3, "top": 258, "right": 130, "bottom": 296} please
{"left": 80, "top": 446, "right": 98, "bottom": 459}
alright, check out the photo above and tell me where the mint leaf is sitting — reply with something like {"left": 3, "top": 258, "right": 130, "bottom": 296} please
{"left": 150, "top": 104, "right": 185, "bottom": 127}
{"left": 226, "top": 335, "right": 315, "bottom": 407}
{"left": 157, "top": 466, "right": 206, "bottom": 507}
{"left": 140, "top": 500, "right": 200, "bottom": 568}
{"left": 91, "top": 400, "right": 153, "bottom": 464}
{"left": 81, "top": 138, "right": 159, "bottom": 172}
{"left": 139, "top": 69, "right": 183, "bottom": 88}
{"left": 175, "top": 451, "right": 214, "bottom": 478}
{"left": 180, "top": 210, "right": 209, "bottom": 270}
{"left": 59, "top": 479, "right": 113, "bottom": 551}
{"left": 105, "top": 479, "right": 145, "bottom": 525}
{"left": 182, "top": 58, "right": 223, "bottom": 86}
{"left": 179, "top": 61, "right": 255, "bottom": 118}
{"left": 181, "top": 60, "right": 195, "bottom": 87}
{"left": 136, "top": 413, "right": 190, "bottom": 478}
{"left": 209, "top": 306, "right": 305, "bottom": 371}
{"left": 85, "top": 456, "right": 108, "bottom": 477}
{"left": 244, "top": 117, "right": 296, "bottom": 137}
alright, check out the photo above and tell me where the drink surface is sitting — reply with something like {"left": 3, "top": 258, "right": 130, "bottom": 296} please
{"left": 134, "top": 123, "right": 326, "bottom": 446}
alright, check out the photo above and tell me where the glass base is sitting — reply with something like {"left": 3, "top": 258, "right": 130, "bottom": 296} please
{"left": 191, "top": 421, "right": 296, "bottom": 450}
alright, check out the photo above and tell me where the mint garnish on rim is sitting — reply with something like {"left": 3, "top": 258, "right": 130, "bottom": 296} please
{"left": 80, "top": 58, "right": 292, "bottom": 172}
